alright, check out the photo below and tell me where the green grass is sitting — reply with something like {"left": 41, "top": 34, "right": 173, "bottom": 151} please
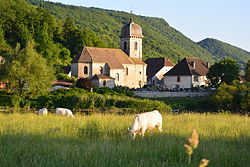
{"left": 156, "top": 96, "right": 213, "bottom": 112}
{"left": 0, "top": 113, "right": 249, "bottom": 167}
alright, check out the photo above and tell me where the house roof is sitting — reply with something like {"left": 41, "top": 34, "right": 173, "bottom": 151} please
{"left": 53, "top": 81, "right": 73, "bottom": 87}
{"left": 145, "top": 58, "right": 174, "bottom": 79}
{"left": 71, "top": 47, "right": 145, "bottom": 69}
{"left": 62, "top": 66, "right": 71, "bottom": 74}
{"left": 91, "top": 74, "right": 115, "bottom": 80}
{"left": 164, "top": 58, "right": 209, "bottom": 76}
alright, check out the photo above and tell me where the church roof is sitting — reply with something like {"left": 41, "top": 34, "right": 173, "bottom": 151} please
{"left": 164, "top": 58, "right": 209, "bottom": 76}
{"left": 120, "top": 20, "right": 143, "bottom": 38}
{"left": 71, "top": 47, "right": 146, "bottom": 69}
{"left": 145, "top": 58, "right": 174, "bottom": 79}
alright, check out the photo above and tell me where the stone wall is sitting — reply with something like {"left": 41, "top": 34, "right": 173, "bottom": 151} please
{"left": 133, "top": 91, "right": 211, "bottom": 98}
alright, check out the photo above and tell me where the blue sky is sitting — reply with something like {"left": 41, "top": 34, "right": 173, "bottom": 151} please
{"left": 49, "top": 0, "right": 250, "bottom": 52}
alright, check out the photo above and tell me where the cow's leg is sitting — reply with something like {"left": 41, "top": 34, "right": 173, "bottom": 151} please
{"left": 141, "top": 127, "right": 147, "bottom": 137}
{"left": 157, "top": 123, "right": 162, "bottom": 133}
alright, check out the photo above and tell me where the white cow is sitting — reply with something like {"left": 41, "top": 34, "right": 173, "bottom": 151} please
{"left": 38, "top": 108, "right": 48, "bottom": 115}
{"left": 128, "top": 110, "right": 162, "bottom": 139}
{"left": 55, "top": 108, "right": 74, "bottom": 117}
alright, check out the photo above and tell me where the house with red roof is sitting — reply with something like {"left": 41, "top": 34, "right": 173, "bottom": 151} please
{"left": 163, "top": 58, "right": 209, "bottom": 89}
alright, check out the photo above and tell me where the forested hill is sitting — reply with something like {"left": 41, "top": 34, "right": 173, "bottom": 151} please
{"left": 26, "top": 0, "right": 216, "bottom": 63}
{"left": 198, "top": 38, "right": 250, "bottom": 69}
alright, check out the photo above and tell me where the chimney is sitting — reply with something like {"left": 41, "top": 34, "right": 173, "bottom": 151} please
{"left": 190, "top": 61, "right": 195, "bottom": 68}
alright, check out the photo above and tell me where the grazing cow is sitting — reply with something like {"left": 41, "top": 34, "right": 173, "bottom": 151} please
{"left": 38, "top": 108, "right": 48, "bottom": 115}
{"left": 55, "top": 108, "right": 74, "bottom": 117}
{"left": 128, "top": 110, "right": 162, "bottom": 139}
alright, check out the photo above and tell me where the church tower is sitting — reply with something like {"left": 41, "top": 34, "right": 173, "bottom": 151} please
{"left": 120, "top": 17, "right": 143, "bottom": 59}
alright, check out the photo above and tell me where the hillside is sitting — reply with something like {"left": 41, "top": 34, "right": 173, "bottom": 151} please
{"left": 198, "top": 38, "right": 250, "bottom": 69}
{"left": 26, "top": 0, "right": 216, "bottom": 63}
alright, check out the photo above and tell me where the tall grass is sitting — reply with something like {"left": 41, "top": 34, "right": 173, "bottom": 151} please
{"left": 0, "top": 113, "right": 249, "bottom": 167}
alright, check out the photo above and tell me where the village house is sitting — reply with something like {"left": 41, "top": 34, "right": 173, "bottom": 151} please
{"left": 71, "top": 18, "right": 147, "bottom": 88}
{"left": 163, "top": 58, "right": 209, "bottom": 89}
{"left": 145, "top": 58, "right": 174, "bottom": 87}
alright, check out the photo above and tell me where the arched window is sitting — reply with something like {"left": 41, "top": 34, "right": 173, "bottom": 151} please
{"left": 134, "top": 42, "right": 138, "bottom": 50}
{"left": 84, "top": 66, "right": 88, "bottom": 74}
{"left": 123, "top": 41, "right": 127, "bottom": 50}
{"left": 116, "top": 73, "right": 119, "bottom": 81}
{"left": 126, "top": 67, "right": 128, "bottom": 75}
{"left": 100, "top": 66, "right": 103, "bottom": 74}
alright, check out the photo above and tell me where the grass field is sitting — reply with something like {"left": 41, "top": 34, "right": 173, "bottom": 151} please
{"left": 0, "top": 113, "right": 249, "bottom": 167}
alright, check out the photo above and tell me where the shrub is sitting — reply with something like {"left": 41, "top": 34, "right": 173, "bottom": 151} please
{"left": 94, "top": 87, "right": 134, "bottom": 96}
{"left": 1, "top": 87, "right": 171, "bottom": 114}
{"left": 212, "top": 81, "right": 250, "bottom": 113}
{"left": 56, "top": 73, "right": 77, "bottom": 84}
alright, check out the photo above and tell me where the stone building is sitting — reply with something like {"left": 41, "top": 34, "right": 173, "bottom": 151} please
{"left": 71, "top": 19, "right": 147, "bottom": 88}
{"left": 71, "top": 18, "right": 147, "bottom": 88}
{"left": 163, "top": 58, "right": 209, "bottom": 89}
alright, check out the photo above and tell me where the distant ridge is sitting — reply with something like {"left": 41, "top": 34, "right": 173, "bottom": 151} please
{"left": 197, "top": 38, "right": 250, "bottom": 69}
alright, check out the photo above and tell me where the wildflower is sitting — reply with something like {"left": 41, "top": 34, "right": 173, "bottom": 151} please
{"left": 188, "top": 129, "right": 199, "bottom": 149}
{"left": 199, "top": 159, "right": 209, "bottom": 167}
{"left": 184, "top": 129, "right": 199, "bottom": 164}
{"left": 184, "top": 144, "right": 193, "bottom": 155}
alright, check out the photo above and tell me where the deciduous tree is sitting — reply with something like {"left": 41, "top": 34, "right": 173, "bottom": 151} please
{"left": 207, "top": 57, "right": 239, "bottom": 87}
{"left": 0, "top": 41, "right": 56, "bottom": 97}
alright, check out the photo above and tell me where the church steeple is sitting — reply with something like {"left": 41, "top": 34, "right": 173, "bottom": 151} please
{"left": 120, "top": 15, "right": 143, "bottom": 59}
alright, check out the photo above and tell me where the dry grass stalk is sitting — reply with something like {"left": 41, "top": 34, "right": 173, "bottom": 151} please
{"left": 199, "top": 159, "right": 209, "bottom": 167}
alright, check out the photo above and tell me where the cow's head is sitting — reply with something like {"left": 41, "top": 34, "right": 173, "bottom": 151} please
{"left": 128, "top": 128, "right": 137, "bottom": 139}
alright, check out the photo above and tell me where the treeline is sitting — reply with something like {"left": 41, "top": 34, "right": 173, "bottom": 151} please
{"left": 0, "top": 0, "right": 106, "bottom": 66}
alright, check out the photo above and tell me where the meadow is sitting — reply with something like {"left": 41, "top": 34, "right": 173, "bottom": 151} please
{"left": 0, "top": 113, "right": 249, "bottom": 167}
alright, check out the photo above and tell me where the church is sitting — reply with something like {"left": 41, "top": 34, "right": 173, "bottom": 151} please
{"left": 71, "top": 18, "right": 147, "bottom": 88}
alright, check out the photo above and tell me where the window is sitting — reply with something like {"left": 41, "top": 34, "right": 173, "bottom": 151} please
{"left": 134, "top": 42, "right": 138, "bottom": 50}
{"left": 139, "top": 71, "right": 142, "bottom": 75}
{"left": 100, "top": 66, "right": 103, "bottom": 74}
{"left": 139, "top": 81, "right": 142, "bottom": 88}
{"left": 103, "top": 80, "right": 106, "bottom": 86}
{"left": 116, "top": 73, "right": 119, "bottom": 81}
{"left": 126, "top": 67, "right": 129, "bottom": 75}
{"left": 123, "top": 41, "right": 127, "bottom": 50}
{"left": 177, "top": 76, "right": 180, "bottom": 82}
{"left": 84, "top": 66, "right": 88, "bottom": 74}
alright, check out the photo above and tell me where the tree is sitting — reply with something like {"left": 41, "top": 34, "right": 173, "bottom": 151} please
{"left": 245, "top": 60, "right": 250, "bottom": 82}
{"left": 0, "top": 41, "right": 56, "bottom": 97}
{"left": 207, "top": 57, "right": 239, "bottom": 87}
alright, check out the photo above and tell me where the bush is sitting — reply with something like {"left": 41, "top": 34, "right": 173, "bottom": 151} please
{"left": 212, "top": 81, "right": 250, "bottom": 113}
{"left": 1, "top": 87, "right": 171, "bottom": 114}
{"left": 56, "top": 73, "right": 77, "bottom": 84}
{"left": 94, "top": 87, "right": 134, "bottom": 96}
